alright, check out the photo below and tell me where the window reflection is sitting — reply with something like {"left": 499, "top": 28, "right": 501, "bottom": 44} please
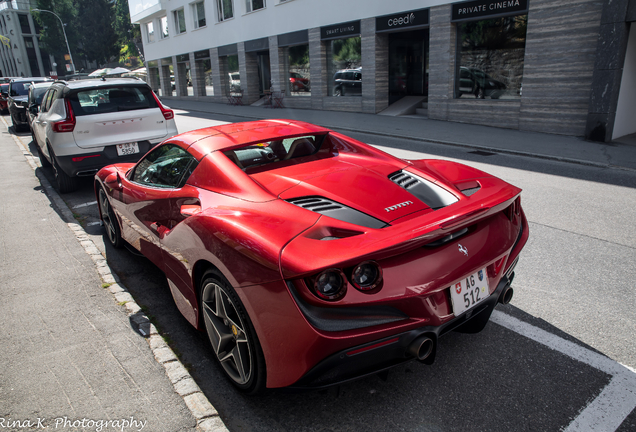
{"left": 326, "top": 36, "right": 361, "bottom": 97}
{"left": 286, "top": 44, "right": 310, "bottom": 96}
{"left": 456, "top": 15, "right": 527, "bottom": 100}
{"left": 222, "top": 54, "right": 240, "bottom": 94}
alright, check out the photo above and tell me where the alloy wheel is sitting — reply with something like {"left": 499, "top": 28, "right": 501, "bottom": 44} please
{"left": 98, "top": 188, "right": 122, "bottom": 247}
{"left": 202, "top": 282, "right": 253, "bottom": 385}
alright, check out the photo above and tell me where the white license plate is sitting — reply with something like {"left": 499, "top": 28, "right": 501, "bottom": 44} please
{"left": 116, "top": 142, "right": 139, "bottom": 156}
{"left": 450, "top": 268, "right": 489, "bottom": 316}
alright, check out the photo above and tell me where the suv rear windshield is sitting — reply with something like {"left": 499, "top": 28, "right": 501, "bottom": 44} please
{"left": 10, "top": 82, "right": 34, "bottom": 96}
{"left": 68, "top": 86, "right": 158, "bottom": 116}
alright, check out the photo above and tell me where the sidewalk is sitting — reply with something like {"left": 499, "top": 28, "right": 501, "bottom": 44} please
{"left": 162, "top": 97, "right": 636, "bottom": 172}
{"left": 0, "top": 123, "right": 223, "bottom": 431}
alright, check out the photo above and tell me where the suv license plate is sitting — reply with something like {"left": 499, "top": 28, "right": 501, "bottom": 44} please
{"left": 450, "top": 268, "right": 489, "bottom": 316}
{"left": 116, "top": 142, "right": 139, "bottom": 156}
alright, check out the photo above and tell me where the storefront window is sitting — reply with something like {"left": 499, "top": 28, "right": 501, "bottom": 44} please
{"left": 286, "top": 44, "right": 310, "bottom": 96}
{"left": 201, "top": 59, "right": 213, "bottom": 96}
{"left": 327, "top": 36, "right": 361, "bottom": 97}
{"left": 223, "top": 54, "right": 240, "bottom": 94}
{"left": 456, "top": 15, "right": 527, "bottom": 100}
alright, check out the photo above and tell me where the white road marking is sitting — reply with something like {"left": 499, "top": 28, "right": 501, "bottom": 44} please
{"left": 492, "top": 311, "right": 636, "bottom": 431}
{"left": 72, "top": 201, "right": 97, "bottom": 209}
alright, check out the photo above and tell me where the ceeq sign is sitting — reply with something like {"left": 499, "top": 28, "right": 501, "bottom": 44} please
{"left": 376, "top": 9, "right": 429, "bottom": 33}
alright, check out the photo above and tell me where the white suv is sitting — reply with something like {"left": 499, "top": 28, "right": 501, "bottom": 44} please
{"left": 32, "top": 78, "right": 178, "bottom": 193}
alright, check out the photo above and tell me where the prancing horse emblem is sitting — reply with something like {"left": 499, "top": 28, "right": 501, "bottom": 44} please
{"left": 458, "top": 244, "right": 468, "bottom": 256}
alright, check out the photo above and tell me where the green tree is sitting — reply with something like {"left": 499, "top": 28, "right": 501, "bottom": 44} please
{"left": 114, "top": 0, "right": 141, "bottom": 62}
{"left": 32, "top": 0, "right": 80, "bottom": 71}
{"left": 76, "top": 0, "right": 119, "bottom": 65}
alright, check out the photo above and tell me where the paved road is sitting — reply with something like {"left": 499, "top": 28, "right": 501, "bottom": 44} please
{"left": 12, "top": 110, "right": 636, "bottom": 432}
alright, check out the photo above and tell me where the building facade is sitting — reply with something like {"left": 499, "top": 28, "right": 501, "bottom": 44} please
{"left": 0, "top": 0, "right": 53, "bottom": 78}
{"left": 131, "top": 0, "right": 636, "bottom": 141}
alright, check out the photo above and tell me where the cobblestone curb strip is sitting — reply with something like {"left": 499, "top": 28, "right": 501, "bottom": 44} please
{"left": 2, "top": 118, "right": 229, "bottom": 432}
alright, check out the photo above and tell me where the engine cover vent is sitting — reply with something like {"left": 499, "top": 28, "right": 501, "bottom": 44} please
{"left": 389, "top": 171, "right": 459, "bottom": 210}
{"left": 287, "top": 197, "right": 388, "bottom": 229}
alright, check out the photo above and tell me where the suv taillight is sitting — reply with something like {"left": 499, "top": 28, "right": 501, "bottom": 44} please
{"left": 52, "top": 98, "right": 76, "bottom": 133}
{"left": 151, "top": 91, "right": 174, "bottom": 120}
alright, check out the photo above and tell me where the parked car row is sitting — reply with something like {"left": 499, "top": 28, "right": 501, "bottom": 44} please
{"left": 2, "top": 76, "right": 178, "bottom": 193}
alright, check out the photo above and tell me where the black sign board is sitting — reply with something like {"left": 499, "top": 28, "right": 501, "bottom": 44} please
{"left": 218, "top": 43, "right": 238, "bottom": 57}
{"left": 320, "top": 20, "right": 360, "bottom": 40}
{"left": 161, "top": 57, "right": 173, "bottom": 66}
{"left": 451, "top": 0, "right": 528, "bottom": 22}
{"left": 147, "top": 60, "right": 158, "bottom": 68}
{"left": 245, "top": 37, "right": 269, "bottom": 53}
{"left": 278, "top": 30, "right": 309, "bottom": 47}
{"left": 194, "top": 49, "right": 210, "bottom": 60}
{"left": 176, "top": 54, "right": 189, "bottom": 63}
{"left": 376, "top": 8, "right": 429, "bottom": 33}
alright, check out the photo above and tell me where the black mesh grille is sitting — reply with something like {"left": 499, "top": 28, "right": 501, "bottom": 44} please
{"left": 388, "top": 171, "right": 420, "bottom": 189}
{"left": 286, "top": 196, "right": 387, "bottom": 229}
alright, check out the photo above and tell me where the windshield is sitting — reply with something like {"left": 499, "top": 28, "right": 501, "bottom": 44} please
{"left": 68, "top": 86, "right": 158, "bottom": 116}
{"left": 10, "top": 82, "right": 32, "bottom": 96}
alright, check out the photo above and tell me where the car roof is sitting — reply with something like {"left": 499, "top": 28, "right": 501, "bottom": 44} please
{"left": 32, "top": 82, "right": 53, "bottom": 88}
{"left": 11, "top": 77, "right": 52, "bottom": 83}
{"left": 56, "top": 77, "right": 146, "bottom": 90}
{"left": 172, "top": 120, "right": 331, "bottom": 160}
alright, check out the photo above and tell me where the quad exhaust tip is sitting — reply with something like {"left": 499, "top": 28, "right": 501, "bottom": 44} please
{"left": 408, "top": 336, "right": 434, "bottom": 362}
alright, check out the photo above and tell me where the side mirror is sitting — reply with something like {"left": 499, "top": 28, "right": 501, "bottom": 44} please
{"left": 104, "top": 172, "right": 122, "bottom": 191}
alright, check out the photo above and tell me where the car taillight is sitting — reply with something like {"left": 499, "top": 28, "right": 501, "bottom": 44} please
{"left": 52, "top": 98, "right": 76, "bottom": 133}
{"left": 151, "top": 91, "right": 174, "bottom": 120}
{"left": 310, "top": 269, "right": 347, "bottom": 301}
{"left": 350, "top": 261, "right": 383, "bottom": 292}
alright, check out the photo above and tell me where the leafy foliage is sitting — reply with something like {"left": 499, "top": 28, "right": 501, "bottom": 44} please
{"left": 33, "top": 0, "right": 141, "bottom": 69}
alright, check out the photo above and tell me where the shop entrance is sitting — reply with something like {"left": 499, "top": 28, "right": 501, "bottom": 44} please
{"left": 388, "top": 29, "right": 428, "bottom": 105}
{"left": 257, "top": 51, "right": 271, "bottom": 97}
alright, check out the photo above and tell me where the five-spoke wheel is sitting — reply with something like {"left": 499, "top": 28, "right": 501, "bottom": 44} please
{"left": 98, "top": 187, "right": 123, "bottom": 248}
{"left": 201, "top": 272, "right": 265, "bottom": 393}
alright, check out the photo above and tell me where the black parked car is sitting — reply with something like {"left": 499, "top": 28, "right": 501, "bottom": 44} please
{"left": 457, "top": 67, "right": 506, "bottom": 99}
{"left": 333, "top": 68, "right": 362, "bottom": 96}
{"left": 8, "top": 77, "right": 52, "bottom": 132}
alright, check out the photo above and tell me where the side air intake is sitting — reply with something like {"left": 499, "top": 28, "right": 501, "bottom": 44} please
{"left": 287, "top": 197, "right": 388, "bottom": 229}
{"left": 389, "top": 171, "right": 459, "bottom": 210}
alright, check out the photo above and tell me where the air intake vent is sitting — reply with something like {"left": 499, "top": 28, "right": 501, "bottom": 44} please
{"left": 287, "top": 196, "right": 387, "bottom": 229}
{"left": 388, "top": 171, "right": 419, "bottom": 189}
{"left": 389, "top": 170, "right": 459, "bottom": 210}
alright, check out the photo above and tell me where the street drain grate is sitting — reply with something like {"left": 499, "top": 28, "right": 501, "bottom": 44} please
{"left": 468, "top": 150, "right": 498, "bottom": 156}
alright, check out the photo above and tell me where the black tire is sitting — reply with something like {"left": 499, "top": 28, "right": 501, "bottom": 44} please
{"left": 33, "top": 133, "right": 51, "bottom": 168}
{"left": 37, "top": 145, "right": 51, "bottom": 168}
{"left": 51, "top": 148, "right": 80, "bottom": 193}
{"left": 98, "top": 187, "right": 124, "bottom": 248}
{"left": 200, "top": 270, "right": 266, "bottom": 394}
{"left": 334, "top": 87, "right": 342, "bottom": 96}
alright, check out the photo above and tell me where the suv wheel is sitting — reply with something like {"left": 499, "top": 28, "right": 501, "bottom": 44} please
{"left": 50, "top": 147, "right": 80, "bottom": 193}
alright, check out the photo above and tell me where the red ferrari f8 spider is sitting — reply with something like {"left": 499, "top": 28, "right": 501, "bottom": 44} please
{"left": 95, "top": 120, "right": 528, "bottom": 393}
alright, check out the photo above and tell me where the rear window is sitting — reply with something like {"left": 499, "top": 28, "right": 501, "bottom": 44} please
{"left": 67, "top": 86, "right": 158, "bottom": 116}
{"left": 10, "top": 82, "right": 33, "bottom": 96}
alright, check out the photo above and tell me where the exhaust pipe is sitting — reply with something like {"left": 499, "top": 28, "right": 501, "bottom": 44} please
{"left": 499, "top": 285, "right": 514, "bottom": 305}
{"left": 408, "top": 336, "right": 434, "bottom": 362}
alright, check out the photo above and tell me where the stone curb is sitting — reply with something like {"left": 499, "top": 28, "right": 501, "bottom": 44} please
{"left": 2, "top": 117, "right": 229, "bottom": 432}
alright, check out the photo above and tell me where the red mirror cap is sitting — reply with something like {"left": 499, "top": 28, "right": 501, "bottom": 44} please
{"left": 104, "top": 172, "right": 122, "bottom": 191}
{"left": 180, "top": 204, "right": 202, "bottom": 217}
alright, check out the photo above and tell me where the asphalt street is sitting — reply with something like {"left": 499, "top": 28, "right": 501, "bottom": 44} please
{"left": 3, "top": 106, "right": 636, "bottom": 432}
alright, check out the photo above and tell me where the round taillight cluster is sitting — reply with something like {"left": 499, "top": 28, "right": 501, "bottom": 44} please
{"left": 310, "top": 261, "right": 383, "bottom": 301}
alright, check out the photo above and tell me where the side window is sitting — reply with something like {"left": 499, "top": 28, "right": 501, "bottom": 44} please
{"left": 41, "top": 89, "right": 56, "bottom": 112}
{"left": 131, "top": 144, "right": 198, "bottom": 188}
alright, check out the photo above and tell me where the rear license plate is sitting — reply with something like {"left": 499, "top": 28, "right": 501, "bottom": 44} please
{"left": 450, "top": 268, "right": 489, "bottom": 316}
{"left": 116, "top": 142, "right": 139, "bottom": 156}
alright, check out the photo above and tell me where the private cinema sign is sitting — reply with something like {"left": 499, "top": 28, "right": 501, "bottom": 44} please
{"left": 451, "top": 0, "right": 528, "bottom": 21}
